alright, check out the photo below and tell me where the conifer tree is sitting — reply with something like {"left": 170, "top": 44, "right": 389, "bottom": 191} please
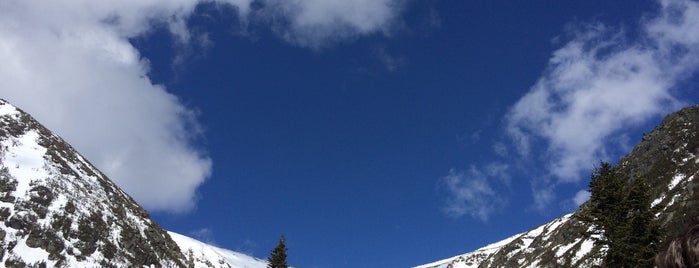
{"left": 624, "top": 177, "right": 661, "bottom": 267}
{"left": 585, "top": 162, "right": 627, "bottom": 266}
{"left": 267, "top": 235, "right": 288, "bottom": 268}
{"left": 581, "top": 162, "right": 661, "bottom": 268}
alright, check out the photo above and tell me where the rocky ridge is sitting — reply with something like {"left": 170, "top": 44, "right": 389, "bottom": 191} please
{"left": 416, "top": 104, "right": 699, "bottom": 268}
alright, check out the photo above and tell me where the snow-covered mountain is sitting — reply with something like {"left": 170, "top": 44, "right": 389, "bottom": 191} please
{"left": 0, "top": 99, "right": 267, "bottom": 267}
{"left": 416, "top": 104, "right": 699, "bottom": 268}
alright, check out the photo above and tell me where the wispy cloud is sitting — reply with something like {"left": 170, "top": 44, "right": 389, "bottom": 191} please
{"left": 440, "top": 165, "right": 507, "bottom": 221}
{"left": 253, "top": 0, "right": 405, "bottom": 48}
{"left": 375, "top": 47, "right": 406, "bottom": 72}
{"left": 0, "top": 0, "right": 407, "bottom": 213}
{"left": 442, "top": 0, "right": 699, "bottom": 220}
{"left": 505, "top": 0, "right": 699, "bottom": 208}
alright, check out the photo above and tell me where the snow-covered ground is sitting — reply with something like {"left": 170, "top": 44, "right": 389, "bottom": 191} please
{"left": 169, "top": 231, "right": 268, "bottom": 268}
{"left": 414, "top": 233, "right": 520, "bottom": 268}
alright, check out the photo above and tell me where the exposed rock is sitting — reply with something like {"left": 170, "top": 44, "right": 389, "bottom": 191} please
{"left": 0, "top": 99, "right": 188, "bottom": 267}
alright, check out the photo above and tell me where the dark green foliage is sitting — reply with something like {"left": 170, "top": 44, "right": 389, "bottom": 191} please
{"left": 587, "top": 162, "right": 625, "bottom": 236}
{"left": 581, "top": 162, "right": 661, "bottom": 268}
{"left": 623, "top": 177, "right": 661, "bottom": 267}
{"left": 267, "top": 235, "right": 289, "bottom": 268}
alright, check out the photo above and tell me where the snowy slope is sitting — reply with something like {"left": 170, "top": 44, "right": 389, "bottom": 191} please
{"left": 0, "top": 99, "right": 188, "bottom": 266}
{"left": 415, "top": 234, "right": 520, "bottom": 268}
{"left": 415, "top": 214, "right": 603, "bottom": 268}
{"left": 169, "top": 231, "right": 268, "bottom": 268}
{"left": 0, "top": 99, "right": 270, "bottom": 267}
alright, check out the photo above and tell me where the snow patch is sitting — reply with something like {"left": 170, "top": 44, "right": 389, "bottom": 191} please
{"left": 652, "top": 173, "right": 691, "bottom": 208}
{"left": 10, "top": 238, "right": 50, "bottom": 265}
{"left": 0, "top": 103, "right": 19, "bottom": 116}
{"left": 574, "top": 239, "right": 596, "bottom": 263}
{"left": 1, "top": 130, "right": 49, "bottom": 197}
{"left": 556, "top": 239, "right": 580, "bottom": 257}
{"left": 669, "top": 174, "right": 686, "bottom": 190}
{"left": 652, "top": 194, "right": 666, "bottom": 208}
{"left": 667, "top": 193, "right": 682, "bottom": 207}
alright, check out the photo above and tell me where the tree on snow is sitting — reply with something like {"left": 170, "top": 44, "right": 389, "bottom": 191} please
{"left": 267, "top": 235, "right": 289, "bottom": 268}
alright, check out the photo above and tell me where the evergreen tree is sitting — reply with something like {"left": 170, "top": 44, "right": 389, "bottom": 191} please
{"left": 585, "top": 162, "right": 627, "bottom": 266}
{"left": 267, "top": 235, "right": 288, "bottom": 268}
{"left": 624, "top": 177, "right": 661, "bottom": 267}
{"left": 581, "top": 162, "right": 661, "bottom": 268}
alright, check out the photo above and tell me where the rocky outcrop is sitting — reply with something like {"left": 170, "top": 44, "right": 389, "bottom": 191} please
{"left": 0, "top": 99, "right": 188, "bottom": 267}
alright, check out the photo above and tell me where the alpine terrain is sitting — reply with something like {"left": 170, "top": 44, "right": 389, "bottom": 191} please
{"left": 0, "top": 99, "right": 267, "bottom": 267}
{"left": 417, "top": 104, "right": 699, "bottom": 268}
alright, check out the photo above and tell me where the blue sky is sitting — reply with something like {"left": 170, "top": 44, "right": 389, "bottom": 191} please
{"left": 2, "top": 0, "right": 699, "bottom": 267}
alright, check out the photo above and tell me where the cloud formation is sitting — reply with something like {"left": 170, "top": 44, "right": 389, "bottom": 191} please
{"left": 0, "top": 0, "right": 221, "bottom": 213}
{"left": 440, "top": 165, "right": 507, "bottom": 221}
{"left": 507, "top": 0, "right": 699, "bottom": 181}
{"left": 504, "top": 0, "right": 699, "bottom": 208}
{"left": 441, "top": 0, "right": 699, "bottom": 220}
{"left": 0, "top": 0, "right": 405, "bottom": 212}
{"left": 255, "top": 0, "right": 404, "bottom": 48}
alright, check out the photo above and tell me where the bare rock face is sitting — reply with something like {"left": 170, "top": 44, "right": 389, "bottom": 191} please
{"left": 617, "top": 105, "right": 699, "bottom": 236}
{"left": 0, "top": 99, "right": 188, "bottom": 267}
{"left": 417, "top": 104, "right": 699, "bottom": 268}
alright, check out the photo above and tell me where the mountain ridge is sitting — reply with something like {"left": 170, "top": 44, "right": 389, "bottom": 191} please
{"left": 416, "top": 104, "right": 699, "bottom": 268}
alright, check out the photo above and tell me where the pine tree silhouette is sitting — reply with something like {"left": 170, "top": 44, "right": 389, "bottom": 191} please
{"left": 267, "top": 235, "right": 288, "bottom": 268}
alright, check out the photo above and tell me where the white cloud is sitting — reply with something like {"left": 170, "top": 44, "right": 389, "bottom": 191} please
{"left": 255, "top": 0, "right": 405, "bottom": 48}
{"left": 440, "top": 166, "right": 506, "bottom": 221}
{"left": 501, "top": 0, "right": 699, "bottom": 211}
{"left": 532, "top": 184, "right": 555, "bottom": 212}
{"left": 0, "top": 0, "right": 219, "bottom": 213}
{"left": 506, "top": 0, "right": 699, "bottom": 185}
{"left": 0, "top": 0, "right": 405, "bottom": 213}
